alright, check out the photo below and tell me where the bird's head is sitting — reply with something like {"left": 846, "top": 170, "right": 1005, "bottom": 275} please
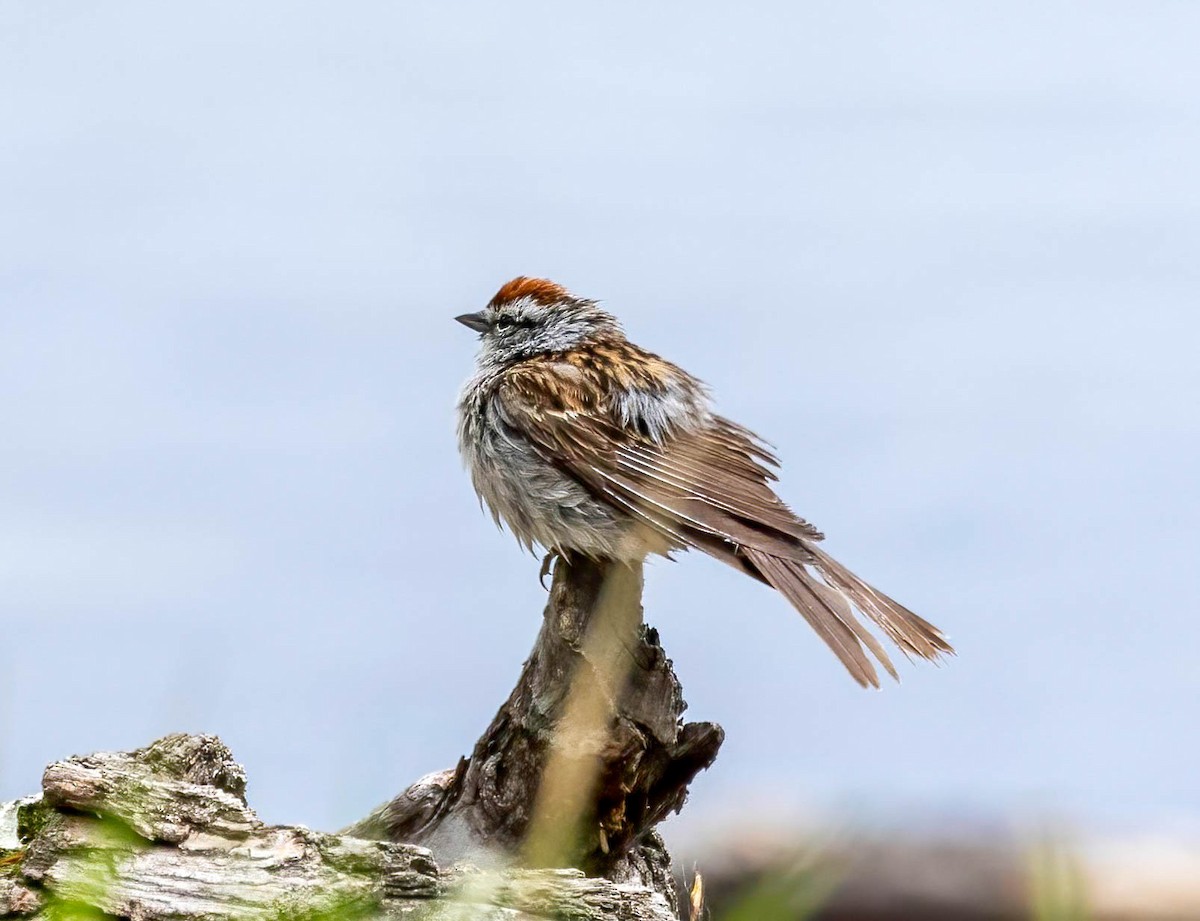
{"left": 456, "top": 277, "right": 623, "bottom": 363}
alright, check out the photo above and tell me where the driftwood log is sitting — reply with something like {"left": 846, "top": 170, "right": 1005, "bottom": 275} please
{"left": 1, "top": 556, "right": 722, "bottom": 920}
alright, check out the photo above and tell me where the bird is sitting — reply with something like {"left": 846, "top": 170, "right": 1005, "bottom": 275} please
{"left": 455, "top": 277, "right": 952, "bottom": 687}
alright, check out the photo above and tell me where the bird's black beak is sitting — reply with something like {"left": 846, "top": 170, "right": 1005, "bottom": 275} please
{"left": 455, "top": 312, "right": 491, "bottom": 333}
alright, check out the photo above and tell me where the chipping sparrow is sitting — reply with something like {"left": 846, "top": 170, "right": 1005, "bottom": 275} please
{"left": 456, "top": 277, "right": 952, "bottom": 687}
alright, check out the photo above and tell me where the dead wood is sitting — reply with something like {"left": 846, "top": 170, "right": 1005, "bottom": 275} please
{"left": 345, "top": 555, "right": 724, "bottom": 911}
{"left": 2, "top": 555, "right": 721, "bottom": 920}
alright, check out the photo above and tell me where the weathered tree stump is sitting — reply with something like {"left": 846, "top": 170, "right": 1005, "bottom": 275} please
{"left": 2, "top": 555, "right": 721, "bottom": 919}
{"left": 348, "top": 555, "right": 723, "bottom": 909}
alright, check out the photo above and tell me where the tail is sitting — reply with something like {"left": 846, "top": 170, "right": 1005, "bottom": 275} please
{"left": 741, "top": 545, "right": 953, "bottom": 688}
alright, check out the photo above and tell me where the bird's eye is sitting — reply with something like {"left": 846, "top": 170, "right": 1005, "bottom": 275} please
{"left": 495, "top": 317, "right": 515, "bottom": 330}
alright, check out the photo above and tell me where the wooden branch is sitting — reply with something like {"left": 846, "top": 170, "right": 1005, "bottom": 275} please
{"left": 345, "top": 555, "right": 723, "bottom": 905}
{"left": 1, "top": 556, "right": 721, "bottom": 920}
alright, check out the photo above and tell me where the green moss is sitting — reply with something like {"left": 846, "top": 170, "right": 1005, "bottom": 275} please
{"left": 34, "top": 898, "right": 120, "bottom": 921}
{"left": 265, "top": 891, "right": 378, "bottom": 921}
{"left": 16, "top": 797, "right": 54, "bottom": 844}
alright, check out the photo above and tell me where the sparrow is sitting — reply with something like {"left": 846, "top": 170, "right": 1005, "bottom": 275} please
{"left": 455, "top": 277, "right": 952, "bottom": 687}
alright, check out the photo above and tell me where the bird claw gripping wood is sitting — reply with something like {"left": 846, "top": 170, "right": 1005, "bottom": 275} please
{"left": 539, "top": 551, "right": 562, "bottom": 590}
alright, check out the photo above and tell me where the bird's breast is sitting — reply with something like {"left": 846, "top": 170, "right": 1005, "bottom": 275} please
{"left": 456, "top": 380, "right": 645, "bottom": 558}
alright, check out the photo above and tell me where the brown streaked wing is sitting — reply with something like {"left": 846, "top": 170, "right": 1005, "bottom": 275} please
{"left": 495, "top": 360, "right": 952, "bottom": 686}
{"left": 496, "top": 364, "right": 822, "bottom": 558}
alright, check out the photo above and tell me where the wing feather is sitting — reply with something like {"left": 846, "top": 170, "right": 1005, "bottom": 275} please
{"left": 494, "top": 358, "right": 951, "bottom": 686}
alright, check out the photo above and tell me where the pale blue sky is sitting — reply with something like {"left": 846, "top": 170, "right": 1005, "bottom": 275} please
{"left": 2, "top": 2, "right": 1198, "bottom": 843}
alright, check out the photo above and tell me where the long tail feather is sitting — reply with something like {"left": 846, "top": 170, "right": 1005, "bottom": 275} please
{"left": 743, "top": 547, "right": 895, "bottom": 688}
{"left": 807, "top": 545, "right": 954, "bottom": 661}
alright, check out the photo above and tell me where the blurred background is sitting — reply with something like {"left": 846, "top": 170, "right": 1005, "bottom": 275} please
{"left": 2, "top": 2, "right": 1198, "bottom": 917}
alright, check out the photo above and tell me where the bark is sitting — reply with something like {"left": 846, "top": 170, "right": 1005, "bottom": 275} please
{"left": 346, "top": 555, "right": 723, "bottom": 907}
{"left": 1, "top": 556, "right": 721, "bottom": 920}
{"left": 1, "top": 735, "right": 677, "bottom": 920}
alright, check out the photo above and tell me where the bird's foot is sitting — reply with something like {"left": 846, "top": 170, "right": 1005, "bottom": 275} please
{"left": 539, "top": 551, "right": 564, "bottom": 590}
